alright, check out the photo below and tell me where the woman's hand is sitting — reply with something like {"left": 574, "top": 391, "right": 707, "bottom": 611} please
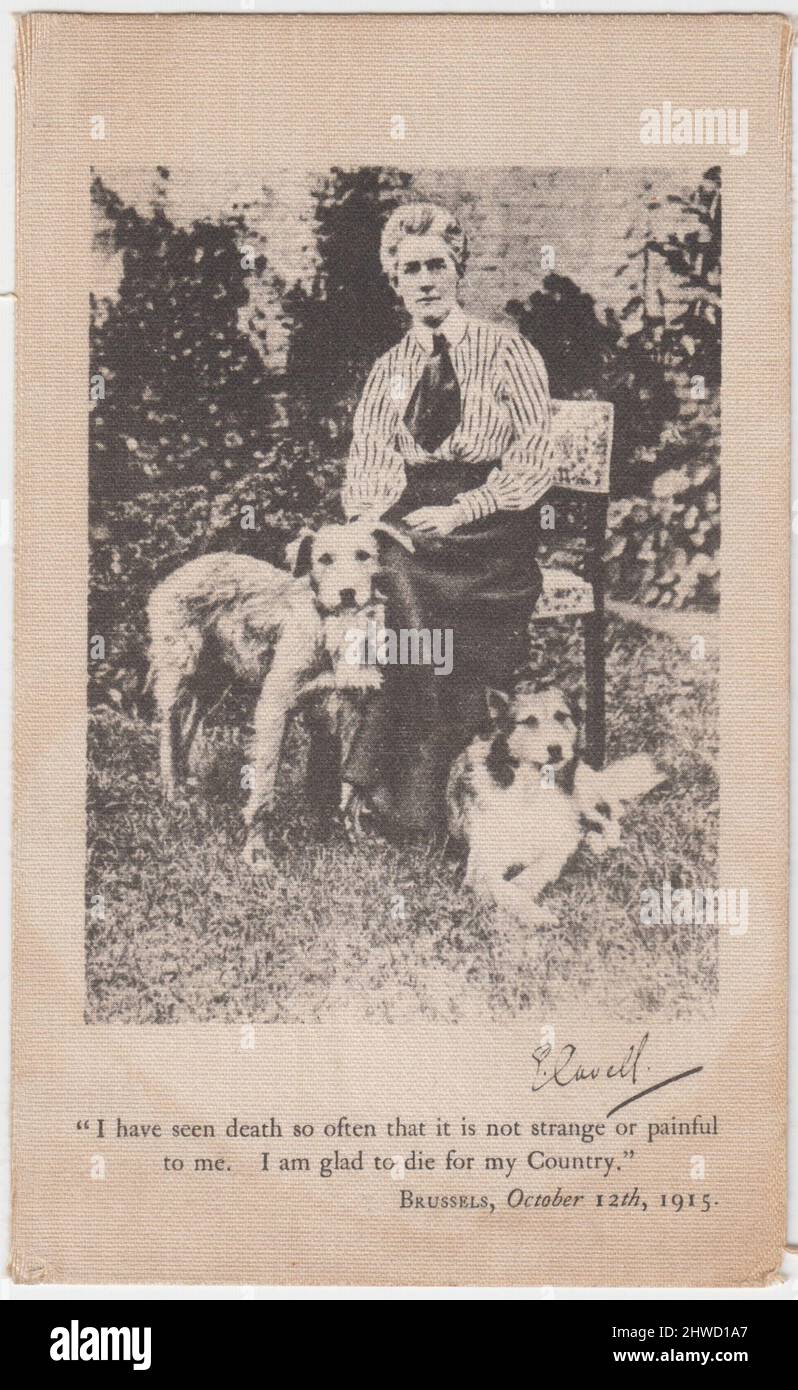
{"left": 403, "top": 504, "right": 463, "bottom": 537}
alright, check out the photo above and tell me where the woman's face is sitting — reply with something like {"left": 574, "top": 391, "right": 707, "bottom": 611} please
{"left": 394, "top": 233, "right": 459, "bottom": 327}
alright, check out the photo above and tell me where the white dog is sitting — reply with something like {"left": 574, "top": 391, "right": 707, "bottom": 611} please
{"left": 146, "top": 519, "right": 412, "bottom": 861}
{"left": 447, "top": 683, "right": 665, "bottom": 925}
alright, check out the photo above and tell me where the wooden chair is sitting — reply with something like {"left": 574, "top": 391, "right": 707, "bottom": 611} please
{"left": 532, "top": 399, "right": 614, "bottom": 770}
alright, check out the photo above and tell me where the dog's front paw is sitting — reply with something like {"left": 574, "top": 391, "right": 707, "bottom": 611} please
{"left": 352, "top": 669, "right": 384, "bottom": 695}
{"left": 242, "top": 829, "right": 273, "bottom": 874}
{"left": 341, "top": 790, "right": 374, "bottom": 843}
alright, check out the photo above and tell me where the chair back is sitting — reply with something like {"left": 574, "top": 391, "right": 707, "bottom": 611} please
{"left": 550, "top": 400, "right": 613, "bottom": 494}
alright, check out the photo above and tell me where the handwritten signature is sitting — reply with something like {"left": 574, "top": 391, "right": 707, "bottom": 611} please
{"left": 530, "top": 1033, "right": 650, "bottom": 1093}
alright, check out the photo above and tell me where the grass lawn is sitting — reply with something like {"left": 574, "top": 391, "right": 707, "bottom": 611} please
{"left": 86, "top": 613, "right": 719, "bottom": 1024}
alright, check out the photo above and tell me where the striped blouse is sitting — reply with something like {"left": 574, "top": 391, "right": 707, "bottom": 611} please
{"left": 343, "top": 310, "right": 554, "bottom": 524}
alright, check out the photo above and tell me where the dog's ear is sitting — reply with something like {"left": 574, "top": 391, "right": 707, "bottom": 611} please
{"left": 285, "top": 528, "right": 314, "bottom": 577}
{"left": 371, "top": 522, "right": 415, "bottom": 554}
{"left": 485, "top": 687, "right": 511, "bottom": 724}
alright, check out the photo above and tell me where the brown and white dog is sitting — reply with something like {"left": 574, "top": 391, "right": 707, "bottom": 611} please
{"left": 447, "top": 682, "right": 665, "bottom": 925}
{"left": 146, "top": 519, "right": 412, "bottom": 861}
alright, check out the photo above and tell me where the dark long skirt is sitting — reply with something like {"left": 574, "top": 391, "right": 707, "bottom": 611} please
{"left": 342, "top": 461, "right": 544, "bottom": 833}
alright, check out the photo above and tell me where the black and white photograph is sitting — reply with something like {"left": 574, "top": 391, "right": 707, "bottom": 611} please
{"left": 86, "top": 164, "right": 721, "bottom": 1024}
{"left": 9, "top": 5, "right": 792, "bottom": 1305}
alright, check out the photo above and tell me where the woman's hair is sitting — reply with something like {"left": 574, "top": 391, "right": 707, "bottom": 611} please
{"left": 379, "top": 201, "right": 469, "bottom": 282}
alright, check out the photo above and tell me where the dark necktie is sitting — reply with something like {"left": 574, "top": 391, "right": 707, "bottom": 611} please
{"left": 403, "top": 332, "right": 462, "bottom": 454}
